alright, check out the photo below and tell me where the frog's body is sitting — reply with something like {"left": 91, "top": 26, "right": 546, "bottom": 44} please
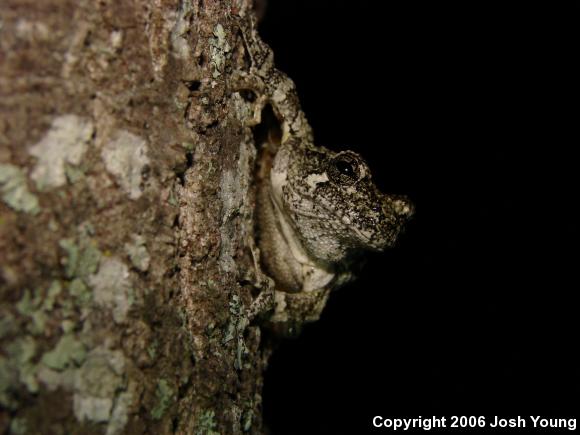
{"left": 255, "top": 136, "right": 413, "bottom": 333}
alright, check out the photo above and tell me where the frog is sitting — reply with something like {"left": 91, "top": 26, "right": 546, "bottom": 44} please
{"left": 255, "top": 134, "right": 413, "bottom": 335}
{"left": 230, "top": 15, "right": 413, "bottom": 336}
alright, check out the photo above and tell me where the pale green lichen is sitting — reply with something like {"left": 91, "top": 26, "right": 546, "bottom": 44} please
{"left": 210, "top": 23, "right": 231, "bottom": 78}
{"left": 242, "top": 408, "right": 254, "bottom": 432}
{"left": 19, "top": 363, "right": 39, "bottom": 393}
{"left": 0, "top": 335, "right": 39, "bottom": 399}
{"left": 101, "top": 130, "right": 150, "bottom": 199}
{"left": 168, "top": 188, "right": 178, "bottom": 206}
{"left": 0, "top": 310, "right": 16, "bottom": 339}
{"left": 59, "top": 239, "right": 79, "bottom": 278}
{"left": 224, "top": 294, "right": 249, "bottom": 370}
{"left": 0, "top": 163, "right": 40, "bottom": 214}
{"left": 57, "top": 235, "right": 99, "bottom": 320}
{"left": 60, "top": 297, "right": 75, "bottom": 319}
{"left": 77, "top": 240, "right": 101, "bottom": 277}
{"left": 196, "top": 409, "right": 219, "bottom": 435}
{"left": 6, "top": 337, "right": 36, "bottom": 366}
{"left": 124, "top": 234, "right": 150, "bottom": 272}
{"left": 28, "top": 311, "right": 47, "bottom": 335}
{"left": 151, "top": 379, "right": 175, "bottom": 420}
{"left": 16, "top": 289, "right": 46, "bottom": 335}
{"left": 147, "top": 340, "right": 158, "bottom": 360}
{"left": 9, "top": 417, "right": 27, "bottom": 435}
{"left": 6, "top": 337, "right": 38, "bottom": 392}
{"left": 89, "top": 257, "right": 134, "bottom": 323}
{"left": 16, "top": 281, "right": 65, "bottom": 335}
{"left": 29, "top": 114, "right": 94, "bottom": 190}
{"left": 59, "top": 238, "right": 101, "bottom": 279}
{"left": 61, "top": 319, "right": 75, "bottom": 333}
{"left": 44, "top": 280, "right": 62, "bottom": 310}
{"left": 181, "top": 141, "right": 194, "bottom": 151}
{"left": 0, "top": 356, "right": 16, "bottom": 407}
{"left": 69, "top": 278, "right": 92, "bottom": 306}
{"left": 41, "top": 334, "right": 86, "bottom": 370}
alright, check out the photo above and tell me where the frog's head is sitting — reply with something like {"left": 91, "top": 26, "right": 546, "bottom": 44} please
{"left": 271, "top": 140, "right": 414, "bottom": 265}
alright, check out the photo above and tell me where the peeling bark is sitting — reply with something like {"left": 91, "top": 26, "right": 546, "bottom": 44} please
{"left": 1, "top": 1, "right": 281, "bottom": 433}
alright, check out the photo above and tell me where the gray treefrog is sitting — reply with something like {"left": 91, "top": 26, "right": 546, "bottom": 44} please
{"left": 255, "top": 136, "right": 413, "bottom": 335}
{"left": 231, "top": 16, "right": 413, "bottom": 336}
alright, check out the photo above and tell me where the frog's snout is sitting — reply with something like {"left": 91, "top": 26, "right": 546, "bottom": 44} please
{"left": 383, "top": 195, "right": 415, "bottom": 222}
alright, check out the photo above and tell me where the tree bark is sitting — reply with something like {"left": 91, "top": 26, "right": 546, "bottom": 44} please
{"left": 1, "top": 1, "right": 280, "bottom": 433}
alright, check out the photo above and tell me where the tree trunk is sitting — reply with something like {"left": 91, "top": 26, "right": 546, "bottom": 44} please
{"left": 1, "top": 1, "right": 285, "bottom": 433}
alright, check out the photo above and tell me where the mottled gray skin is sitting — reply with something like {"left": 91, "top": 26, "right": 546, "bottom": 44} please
{"left": 259, "top": 138, "right": 413, "bottom": 297}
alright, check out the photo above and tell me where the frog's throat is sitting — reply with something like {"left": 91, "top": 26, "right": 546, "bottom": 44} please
{"left": 268, "top": 186, "right": 314, "bottom": 269}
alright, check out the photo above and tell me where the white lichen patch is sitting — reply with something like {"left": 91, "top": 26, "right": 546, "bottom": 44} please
{"left": 37, "top": 366, "right": 75, "bottom": 392}
{"left": 210, "top": 24, "right": 231, "bottom": 78}
{"left": 29, "top": 114, "right": 94, "bottom": 190}
{"left": 110, "top": 30, "right": 123, "bottom": 50}
{"left": 124, "top": 234, "right": 150, "bottom": 272}
{"left": 73, "top": 347, "right": 126, "bottom": 425}
{"left": 0, "top": 164, "right": 40, "bottom": 214}
{"left": 89, "top": 258, "right": 133, "bottom": 323}
{"left": 15, "top": 19, "right": 50, "bottom": 41}
{"left": 106, "top": 390, "right": 132, "bottom": 435}
{"left": 170, "top": 2, "right": 193, "bottom": 61}
{"left": 101, "top": 130, "right": 150, "bottom": 199}
{"left": 74, "top": 395, "right": 113, "bottom": 423}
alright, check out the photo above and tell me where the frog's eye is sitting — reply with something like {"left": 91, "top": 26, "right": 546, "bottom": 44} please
{"left": 335, "top": 159, "right": 356, "bottom": 178}
{"left": 329, "top": 154, "right": 360, "bottom": 185}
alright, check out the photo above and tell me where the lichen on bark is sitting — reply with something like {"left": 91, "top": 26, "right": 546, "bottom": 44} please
{"left": 1, "top": 0, "right": 293, "bottom": 433}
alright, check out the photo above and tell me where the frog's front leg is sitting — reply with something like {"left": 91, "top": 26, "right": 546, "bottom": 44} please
{"left": 245, "top": 276, "right": 275, "bottom": 324}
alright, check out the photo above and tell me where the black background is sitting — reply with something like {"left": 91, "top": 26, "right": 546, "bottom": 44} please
{"left": 258, "top": 1, "right": 578, "bottom": 434}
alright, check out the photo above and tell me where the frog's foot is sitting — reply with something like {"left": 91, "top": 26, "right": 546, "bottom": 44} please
{"left": 267, "top": 288, "right": 332, "bottom": 337}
